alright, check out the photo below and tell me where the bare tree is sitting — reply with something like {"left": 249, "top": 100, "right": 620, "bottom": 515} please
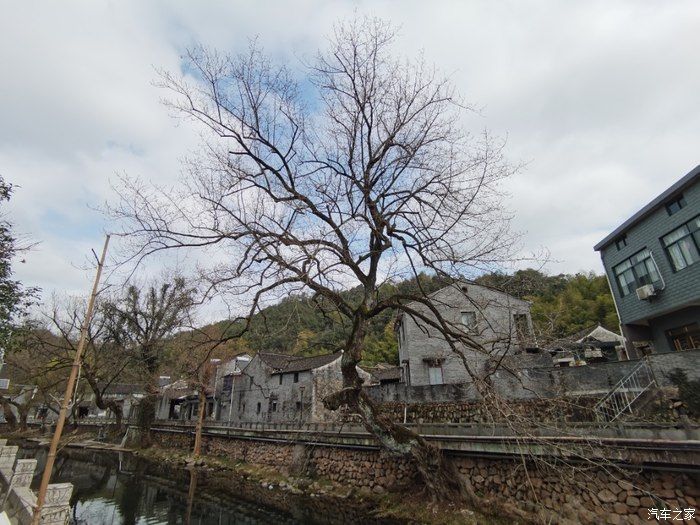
{"left": 32, "top": 298, "right": 137, "bottom": 432}
{"left": 111, "top": 18, "right": 519, "bottom": 499}
{"left": 103, "top": 276, "right": 197, "bottom": 442}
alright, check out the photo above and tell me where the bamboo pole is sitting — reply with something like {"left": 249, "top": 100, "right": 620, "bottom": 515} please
{"left": 32, "top": 234, "right": 110, "bottom": 524}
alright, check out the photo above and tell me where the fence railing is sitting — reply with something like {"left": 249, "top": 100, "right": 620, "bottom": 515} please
{"left": 593, "top": 358, "right": 657, "bottom": 424}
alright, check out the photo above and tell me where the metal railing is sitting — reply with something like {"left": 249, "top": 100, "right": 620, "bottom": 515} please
{"left": 594, "top": 358, "right": 657, "bottom": 424}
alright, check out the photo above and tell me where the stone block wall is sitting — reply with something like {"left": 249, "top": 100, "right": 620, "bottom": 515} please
{"left": 374, "top": 396, "right": 598, "bottom": 425}
{"left": 152, "top": 429, "right": 700, "bottom": 524}
{"left": 453, "top": 457, "right": 699, "bottom": 525}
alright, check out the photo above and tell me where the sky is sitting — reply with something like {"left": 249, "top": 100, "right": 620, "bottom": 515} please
{"left": 1, "top": 1, "right": 699, "bottom": 321}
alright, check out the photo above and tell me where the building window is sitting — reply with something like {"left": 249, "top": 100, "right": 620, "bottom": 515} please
{"left": 271, "top": 401, "right": 277, "bottom": 412}
{"left": 666, "top": 323, "right": 700, "bottom": 352}
{"left": 0, "top": 379, "right": 9, "bottom": 389}
{"left": 296, "top": 401, "right": 302, "bottom": 410}
{"left": 615, "top": 235, "right": 627, "bottom": 251}
{"left": 662, "top": 215, "right": 700, "bottom": 272}
{"left": 428, "top": 365, "right": 443, "bottom": 385}
{"left": 613, "top": 248, "right": 661, "bottom": 297}
{"left": 293, "top": 372, "right": 299, "bottom": 383}
{"left": 278, "top": 374, "right": 283, "bottom": 385}
{"left": 256, "top": 402, "right": 261, "bottom": 414}
{"left": 223, "top": 375, "right": 233, "bottom": 392}
{"left": 666, "top": 194, "right": 686, "bottom": 216}
{"left": 460, "top": 311, "right": 477, "bottom": 331}
{"left": 513, "top": 313, "right": 530, "bottom": 342}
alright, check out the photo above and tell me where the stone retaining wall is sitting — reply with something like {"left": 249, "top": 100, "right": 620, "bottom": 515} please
{"left": 153, "top": 430, "right": 699, "bottom": 524}
{"left": 375, "top": 396, "right": 599, "bottom": 424}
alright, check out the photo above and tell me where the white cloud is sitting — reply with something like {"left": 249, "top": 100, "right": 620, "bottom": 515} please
{"left": 1, "top": 0, "right": 699, "bottom": 319}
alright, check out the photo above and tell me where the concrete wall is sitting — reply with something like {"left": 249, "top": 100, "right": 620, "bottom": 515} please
{"left": 398, "top": 283, "right": 533, "bottom": 386}
{"left": 368, "top": 349, "right": 700, "bottom": 404}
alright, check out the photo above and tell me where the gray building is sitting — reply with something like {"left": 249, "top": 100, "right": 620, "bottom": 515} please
{"left": 397, "top": 282, "right": 534, "bottom": 386}
{"left": 594, "top": 165, "right": 700, "bottom": 357}
{"left": 230, "top": 352, "right": 371, "bottom": 424}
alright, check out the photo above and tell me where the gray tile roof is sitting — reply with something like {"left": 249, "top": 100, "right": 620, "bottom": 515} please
{"left": 369, "top": 366, "right": 402, "bottom": 382}
{"left": 259, "top": 352, "right": 340, "bottom": 373}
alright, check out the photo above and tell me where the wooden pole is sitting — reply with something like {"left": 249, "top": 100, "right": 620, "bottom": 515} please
{"left": 32, "top": 234, "right": 110, "bottom": 524}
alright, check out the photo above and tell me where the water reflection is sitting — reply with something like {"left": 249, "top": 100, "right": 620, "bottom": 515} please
{"left": 20, "top": 446, "right": 298, "bottom": 524}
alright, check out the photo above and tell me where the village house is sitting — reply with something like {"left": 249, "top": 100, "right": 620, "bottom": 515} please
{"left": 396, "top": 282, "right": 535, "bottom": 386}
{"left": 213, "top": 353, "right": 251, "bottom": 422}
{"left": 548, "top": 325, "right": 626, "bottom": 367}
{"left": 81, "top": 383, "right": 146, "bottom": 420}
{"left": 230, "top": 351, "right": 370, "bottom": 424}
{"left": 594, "top": 164, "right": 700, "bottom": 357}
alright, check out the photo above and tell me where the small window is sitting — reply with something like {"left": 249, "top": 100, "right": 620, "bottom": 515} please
{"left": 615, "top": 235, "right": 627, "bottom": 251}
{"left": 428, "top": 366, "right": 443, "bottom": 385}
{"left": 514, "top": 314, "right": 530, "bottom": 341}
{"left": 271, "top": 401, "right": 277, "bottom": 412}
{"left": 293, "top": 372, "right": 299, "bottom": 383}
{"left": 278, "top": 374, "right": 283, "bottom": 385}
{"left": 460, "top": 311, "right": 477, "bottom": 331}
{"left": 666, "top": 195, "right": 686, "bottom": 216}
{"left": 0, "top": 379, "right": 9, "bottom": 389}
{"left": 296, "top": 401, "right": 302, "bottom": 410}
{"left": 256, "top": 402, "right": 261, "bottom": 414}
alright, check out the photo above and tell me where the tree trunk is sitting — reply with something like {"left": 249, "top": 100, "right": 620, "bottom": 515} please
{"left": 324, "top": 315, "right": 536, "bottom": 522}
{"left": 325, "top": 315, "right": 467, "bottom": 501}
{"left": 18, "top": 406, "right": 29, "bottom": 431}
{"left": 193, "top": 387, "right": 206, "bottom": 457}
{"left": 83, "top": 374, "right": 124, "bottom": 432}
{"left": 136, "top": 391, "right": 158, "bottom": 447}
{"left": 0, "top": 398, "right": 18, "bottom": 430}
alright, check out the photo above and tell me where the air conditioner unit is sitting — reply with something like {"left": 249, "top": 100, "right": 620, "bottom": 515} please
{"left": 636, "top": 284, "right": 656, "bottom": 300}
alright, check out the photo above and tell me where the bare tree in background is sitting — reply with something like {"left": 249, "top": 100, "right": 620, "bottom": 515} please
{"left": 103, "top": 276, "right": 197, "bottom": 443}
{"left": 111, "top": 18, "right": 519, "bottom": 499}
{"left": 31, "top": 297, "right": 138, "bottom": 432}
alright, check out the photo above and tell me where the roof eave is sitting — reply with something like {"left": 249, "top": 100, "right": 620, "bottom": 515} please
{"left": 594, "top": 164, "right": 700, "bottom": 252}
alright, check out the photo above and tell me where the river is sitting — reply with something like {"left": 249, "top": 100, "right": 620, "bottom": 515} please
{"left": 17, "top": 443, "right": 398, "bottom": 525}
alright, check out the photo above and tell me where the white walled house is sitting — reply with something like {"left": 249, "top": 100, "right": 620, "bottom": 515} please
{"left": 230, "top": 351, "right": 371, "bottom": 424}
{"left": 397, "top": 283, "right": 534, "bottom": 386}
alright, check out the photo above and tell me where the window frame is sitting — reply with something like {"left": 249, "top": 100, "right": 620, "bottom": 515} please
{"left": 612, "top": 248, "right": 661, "bottom": 297}
{"left": 661, "top": 214, "right": 700, "bottom": 272}
{"left": 293, "top": 372, "right": 299, "bottom": 383}
{"left": 665, "top": 194, "right": 686, "bottom": 216}
{"left": 513, "top": 313, "right": 531, "bottom": 340}
{"left": 460, "top": 311, "right": 477, "bottom": 331}
{"left": 615, "top": 235, "right": 627, "bottom": 251}
{"left": 428, "top": 365, "right": 444, "bottom": 385}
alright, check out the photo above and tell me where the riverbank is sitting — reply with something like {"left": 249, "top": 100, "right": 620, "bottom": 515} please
{"left": 2, "top": 427, "right": 509, "bottom": 524}
{"left": 133, "top": 445, "right": 498, "bottom": 525}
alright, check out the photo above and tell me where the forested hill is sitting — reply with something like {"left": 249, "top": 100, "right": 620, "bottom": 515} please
{"left": 205, "top": 270, "right": 619, "bottom": 366}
